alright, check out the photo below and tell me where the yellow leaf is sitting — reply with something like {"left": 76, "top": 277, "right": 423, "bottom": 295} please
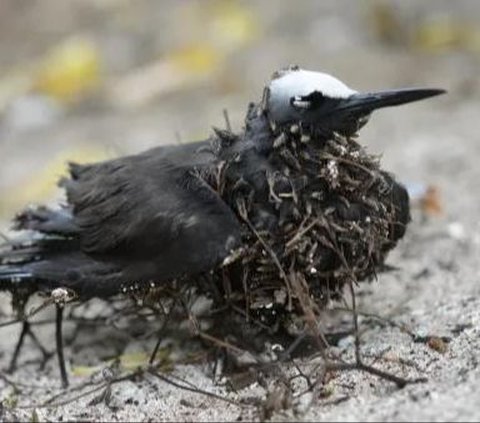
{"left": 117, "top": 351, "right": 150, "bottom": 369}
{"left": 413, "top": 17, "right": 480, "bottom": 53}
{"left": 34, "top": 36, "right": 101, "bottom": 102}
{"left": 71, "top": 364, "right": 101, "bottom": 377}
{"left": 118, "top": 348, "right": 172, "bottom": 370}
{"left": 209, "top": 0, "right": 259, "bottom": 49}
{"left": 170, "top": 44, "right": 220, "bottom": 76}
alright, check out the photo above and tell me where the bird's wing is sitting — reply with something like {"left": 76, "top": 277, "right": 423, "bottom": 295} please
{"left": 3, "top": 141, "right": 242, "bottom": 298}
{"left": 57, "top": 143, "right": 242, "bottom": 281}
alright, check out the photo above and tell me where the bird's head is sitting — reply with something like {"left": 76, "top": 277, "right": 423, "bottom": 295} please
{"left": 263, "top": 66, "right": 446, "bottom": 137}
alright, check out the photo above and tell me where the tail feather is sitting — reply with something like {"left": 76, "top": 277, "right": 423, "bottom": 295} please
{"left": 1, "top": 213, "right": 128, "bottom": 298}
{"left": 1, "top": 234, "right": 125, "bottom": 299}
{"left": 1, "top": 234, "right": 79, "bottom": 262}
{"left": 1, "top": 244, "right": 42, "bottom": 265}
{"left": 0, "top": 264, "right": 35, "bottom": 292}
{"left": 0, "top": 232, "right": 77, "bottom": 294}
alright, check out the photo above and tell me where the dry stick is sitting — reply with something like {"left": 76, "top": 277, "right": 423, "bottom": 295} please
{"left": 31, "top": 360, "right": 240, "bottom": 411}
{"left": 279, "top": 318, "right": 337, "bottom": 364}
{"left": 285, "top": 218, "right": 320, "bottom": 250}
{"left": 288, "top": 272, "right": 330, "bottom": 354}
{"left": 178, "top": 295, "right": 247, "bottom": 356}
{"left": 0, "top": 372, "right": 54, "bottom": 391}
{"left": 340, "top": 297, "right": 423, "bottom": 387}
{"left": 230, "top": 303, "right": 278, "bottom": 332}
{"left": 347, "top": 279, "right": 361, "bottom": 365}
{"left": 16, "top": 371, "right": 143, "bottom": 409}
{"left": 148, "top": 368, "right": 241, "bottom": 407}
{"left": 8, "top": 321, "right": 31, "bottom": 372}
{"left": 289, "top": 359, "right": 315, "bottom": 391}
{"left": 331, "top": 306, "right": 416, "bottom": 338}
{"left": 149, "top": 298, "right": 178, "bottom": 364}
{"left": 41, "top": 358, "right": 126, "bottom": 407}
{"left": 223, "top": 109, "right": 232, "bottom": 132}
{"left": 42, "top": 377, "right": 106, "bottom": 406}
{"left": 56, "top": 305, "right": 69, "bottom": 388}
{"left": 234, "top": 212, "right": 332, "bottom": 368}
{"left": 321, "top": 395, "right": 351, "bottom": 407}
{"left": 236, "top": 199, "right": 293, "bottom": 310}
{"left": 321, "top": 219, "right": 363, "bottom": 361}
{"left": 241, "top": 267, "right": 250, "bottom": 322}
{"left": 156, "top": 369, "right": 201, "bottom": 391}
{"left": 0, "top": 317, "right": 22, "bottom": 328}
{"left": 316, "top": 220, "right": 421, "bottom": 388}
{"left": 178, "top": 296, "right": 281, "bottom": 389}
{"left": 26, "top": 298, "right": 56, "bottom": 318}
{"left": 0, "top": 373, "right": 22, "bottom": 392}
{"left": 0, "top": 295, "right": 63, "bottom": 328}
{"left": 318, "top": 154, "right": 377, "bottom": 178}
{"left": 363, "top": 350, "right": 423, "bottom": 373}
{"left": 197, "top": 331, "right": 246, "bottom": 355}
{"left": 1, "top": 317, "right": 87, "bottom": 327}
{"left": 329, "top": 306, "right": 424, "bottom": 372}
{"left": 27, "top": 324, "right": 52, "bottom": 363}
{"left": 285, "top": 220, "right": 339, "bottom": 360}
{"left": 328, "top": 362, "right": 426, "bottom": 388}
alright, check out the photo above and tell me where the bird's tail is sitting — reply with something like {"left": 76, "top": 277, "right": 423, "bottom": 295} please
{"left": 0, "top": 265, "right": 35, "bottom": 291}
{"left": 0, "top": 231, "right": 77, "bottom": 294}
{"left": 0, "top": 230, "right": 122, "bottom": 300}
{"left": 0, "top": 234, "right": 40, "bottom": 293}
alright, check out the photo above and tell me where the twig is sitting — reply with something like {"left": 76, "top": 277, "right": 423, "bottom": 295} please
{"left": 148, "top": 368, "right": 240, "bottom": 407}
{"left": 347, "top": 279, "right": 361, "bottom": 365}
{"left": 236, "top": 198, "right": 293, "bottom": 310}
{"left": 149, "top": 298, "right": 177, "bottom": 364}
{"left": 285, "top": 218, "right": 320, "bottom": 250}
{"left": 330, "top": 306, "right": 416, "bottom": 338}
{"left": 42, "top": 378, "right": 105, "bottom": 405}
{"left": 15, "top": 370, "right": 144, "bottom": 409}
{"left": 0, "top": 318, "right": 22, "bottom": 328}
{"left": 223, "top": 109, "right": 232, "bottom": 132}
{"left": 327, "top": 361, "right": 427, "bottom": 388}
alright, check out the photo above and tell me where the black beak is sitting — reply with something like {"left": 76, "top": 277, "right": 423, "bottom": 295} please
{"left": 339, "top": 88, "right": 446, "bottom": 114}
{"left": 289, "top": 86, "right": 446, "bottom": 136}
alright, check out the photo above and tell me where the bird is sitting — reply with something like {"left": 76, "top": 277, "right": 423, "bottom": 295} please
{"left": 0, "top": 66, "right": 445, "bottom": 386}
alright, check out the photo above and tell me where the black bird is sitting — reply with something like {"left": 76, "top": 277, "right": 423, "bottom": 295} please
{"left": 0, "top": 67, "right": 445, "bottom": 386}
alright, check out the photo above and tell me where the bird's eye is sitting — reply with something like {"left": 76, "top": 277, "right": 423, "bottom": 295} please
{"left": 291, "top": 91, "right": 326, "bottom": 110}
{"left": 291, "top": 96, "right": 311, "bottom": 109}
{"left": 303, "top": 91, "right": 326, "bottom": 107}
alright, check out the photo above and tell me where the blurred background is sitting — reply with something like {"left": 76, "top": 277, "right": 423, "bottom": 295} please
{"left": 1, "top": 0, "right": 479, "bottom": 232}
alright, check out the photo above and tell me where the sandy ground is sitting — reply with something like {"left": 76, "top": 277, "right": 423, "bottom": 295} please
{"left": 1, "top": 1, "right": 480, "bottom": 421}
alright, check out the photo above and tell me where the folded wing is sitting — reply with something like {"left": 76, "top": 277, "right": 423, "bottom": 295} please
{"left": 1, "top": 142, "right": 242, "bottom": 298}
